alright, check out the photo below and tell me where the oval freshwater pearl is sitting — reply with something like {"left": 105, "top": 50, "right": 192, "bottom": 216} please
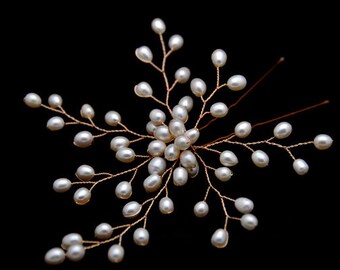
{"left": 234, "top": 197, "right": 254, "bottom": 214}
{"left": 73, "top": 131, "right": 94, "bottom": 148}
{"left": 110, "top": 136, "right": 130, "bottom": 152}
{"left": 73, "top": 187, "right": 91, "bottom": 205}
{"left": 116, "top": 147, "right": 135, "bottom": 163}
{"left": 313, "top": 134, "right": 333, "bottom": 150}
{"left": 147, "top": 140, "right": 166, "bottom": 157}
{"left": 234, "top": 121, "right": 252, "bottom": 138}
{"left": 48, "top": 93, "right": 63, "bottom": 108}
{"left": 151, "top": 18, "right": 166, "bottom": 34}
{"left": 148, "top": 157, "right": 166, "bottom": 175}
{"left": 178, "top": 95, "right": 194, "bottom": 112}
{"left": 159, "top": 197, "right": 174, "bottom": 214}
{"left": 240, "top": 214, "right": 258, "bottom": 230}
{"left": 172, "top": 105, "right": 188, "bottom": 123}
{"left": 293, "top": 158, "right": 309, "bottom": 175}
{"left": 47, "top": 116, "right": 65, "bottom": 131}
{"left": 187, "top": 164, "right": 199, "bottom": 178}
{"left": 169, "top": 119, "right": 186, "bottom": 137}
{"left": 251, "top": 150, "right": 269, "bottom": 168}
{"left": 61, "top": 233, "right": 83, "bottom": 249}
{"left": 44, "top": 247, "right": 65, "bottom": 265}
{"left": 75, "top": 164, "right": 95, "bottom": 181}
{"left": 53, "top": 178, "right": 72, "bottom": 193}
{"left": 211, "top": 49, "right": 227, "bottom": 67}
{"left": 173, "top": 167, "right": 188, "bottom": 186}
{"left": 219, "top": 150, "right": 238, "bottom": 167}
{"left": 149, "top": 108, "right": 166, "bottom": 125}
{"left": 164, "top": 143, "right": 180, "bottom": 161}
{"left": 227, "top": 74, "right": 247, "bottom": 91}
{"left": 190, "top": 78, "right": 207, "bottom": 97}
{"left": 214, "top": 167, "right": 233, "bottom": 182}
{"left": 174, "top": 135, "right": 191, "bottom": 150}
{"left": 211, "top": 228, "right": 229, "bottom": 248}
{"left": 23, "top": 92, "right": 42, "bottom": 108}
{"left": 193, "top": 201, "right": 209, "bottom": 217}
{"left": 210, "top": 102, "right": 228, "bottom": 118}
{"left": 80, "top": 104, "right": 95, "bottom": 119}
{"left": 108, "top": 244, "right": 124, "bottom": 263}
{"left": 143, "top": 174, "right": 162, "bottom": 192}
{"left": 95, "top": 223, "right": 113, "bottom": 240}
{"left": 122, "top": 201, "right": 142, "bottom": 218}
{"left": 175, "top": 67, "right": 191, "bottom": 84}
{"left": 180, "top": 150, "right": 197, "bottom": 168}
{"left": 168, "top": 34, "right": 184, "bottom": 50}
{"left": 134, "top": 81, "right": 153, "bottom": 98}
{"left": 273, "top": 121, "right": 292, "bottom": 139}
{"left": 154, "top": 125, "right": 173, "bottom": 143}
{"left": 104, "top": 111, "right": 121, "bottom": 126}
{"left": 66, "top": 244, "right": 85, "bottom": 262}
{"left": 135, "top": 45, "right": 153, "bottom": 63}
{"left": 146, "top": 121, "right": 158, "bottom": 135}
{"left": 185, "top": 128, "right": 200, "bottom": 144}
{"left": 133, "top": 227, "right": 150, "bottom": 246}
{"left": 115, "top": 181, "right": 132, "bottom": 199}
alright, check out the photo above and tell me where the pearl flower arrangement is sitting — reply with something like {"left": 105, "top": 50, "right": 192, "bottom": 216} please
{"left": 23, "top": 17, "right": 333, "bottom": 265}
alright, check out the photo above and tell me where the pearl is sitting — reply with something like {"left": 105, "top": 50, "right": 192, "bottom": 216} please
{"left": 44, "top": 247, "right": 65, "bottom": 265}
{"left": 173, "top": 167, "right": 188, "bottom": 186}
{"left": 159, "top": 197, "right": 174, "bottom": 214}
{"left": 190, "top": 78, "right": 207, "bottom": 97}
{"left": 211, "top": 228, "right": 229, "bottom": 248}
{"left": 76, "top": 164, "right": 95, "bottom": 181}
{"left": 227, "top": 75, "right": 247, "bottom": 91}
{"left": 134, "top": 81, "right": 153, "bottom": 98}
{"left": 135, "top": 45, "right": 153, "bottom": 63}
{"left": 240, "top": 214, "right": 258, "bottom": 230}
{"left": 66, "top": 244, "right": 85, "bottom": 262}
{"left": 175, "top": 67, "right": 191, "bottom": 84}
{"left": 251, "top": 150, "right": 269, "bottom": 168}
{"left": 178, "top": 95, "right": 194, "bottom": 112}
{"left": 172, "top": 105, "right": 188, "bottom": 123}
{"left": 73, "top": 187, "right": 91, "bottom": 205}
{"left": 185, "top": 128, "right": 200, "bottom": 144}
{"left": 143, "top": 174, "right": 162, "bottom": 192}
{"left": 154, "top": 125, "right": 173, "bottom": 143}
{"left": 116, "top": 147, "right": 135, "bottom": 163}
{"left": 169, "top": 119, "right": 186, "bottom": 137}
{"left": 214, "top": 167, "right": 233, "bottom": 182}
{"left": 115, "top": 181, "right": 132, "bottom": 199}
{"left": 193, "top": 201, "right": 209, "bottom": 217}
{"left": 147, "top": 140, "right": 166, "bottom": 157}
{"left": 46, "top": 116, "right": 65, "bottom": 131}
{"left": 234, "top": 197, "right": 254, "bottom": 214}
{"left": 53, "top": 178, "right": 72, "bottom": 193}
{"left": 211, "top": 49, "right": 227, "bottom": 67}
{"left": 234, "top": 121, "right": 252, "bottom": 138}
{"left": 187, "top": 164, "right": 199, "bottom": 178}
{"left": 293, "top": 158, "right": 309, "bottom": 175}
{"left": 151, "top": 18, "right": 166, "bottom": 34}
{"left": 110, "top": 136, "right": 130, "bottom": 152}
{"left": 174, "top": 135, "right": 191, "bottom": 150}
{"left": 80, "top": 104, "right": 95, "bottom": 119}
{"left": 107, "top": 244, "right": 124, "bottom": 263}
{"left": 210, "top": 102, "right": 228, "bottom": 118}
{"left": 148, "top": 157, "right": 166, "bottom": 175}
{"left": 133, "top": 227, "right": 150, "bottom": 246}
{"left": 146, "top": 121, "right": 158, "bottom": 135}
{"left": 48, "top": 93, "right": 63, "bottom": 108}
{"left": 122, "top": 201, "right": 142, "bottom": 218}
{"left": 104, "top": 111, "right": 121, "bottom": 126}
{"left": 95, "top": 223, "right": 113, "bottom": 240}
{"left": 73, "top": 131, "right": 94, "bottom": 148}
{"left": 180, "top": 150, "right": 197, "bottom": 168}
{"left": 219, "top": 150, "right": 238, "bottom": 167}
{"left": 149, "top": 108, "right": 166, "bottom": 125}
{"left": 164, "top": 143, "right": 180, "bottom": 161}
{"left": 61, "top": 233, "right": 83, "bottom": 250}
{"left": 313, "top": 134, "right": 333, "bottom": 150}
{"left": 23, "top": 92, "right": 41, "bottom": 108}
{"left": 168, "top": 34, "right": 184, "bottom": 50}
{"left": 273, "top": 121, "right": 292, "bottom": 139}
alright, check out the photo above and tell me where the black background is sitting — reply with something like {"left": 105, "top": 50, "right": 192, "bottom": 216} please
{"left": 7, "top": 2, "right": 338, "bottom": 269}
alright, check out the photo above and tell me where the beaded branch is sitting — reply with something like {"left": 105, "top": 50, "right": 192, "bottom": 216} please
{"left": 24, "top": 18, "right": 333, "bottom": 265}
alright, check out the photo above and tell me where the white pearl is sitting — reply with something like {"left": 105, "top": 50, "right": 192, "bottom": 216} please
{"left": 135, "top": 45, "right": 153, "bottom": 63}
{"left": 149, "top": 108, "right": 166, "bottom": 125}
{"left": 174, "top": 135, "right": 191, "bottom": 150}
{"left": 147, "top": 140, "right": 166, "bottom": 157}
{"left": 44, "top": 247, "right": 65, "bottom": 265}
{"left": 211, "top": 49, "right": 227, "bottom": 67}
{"left": 210, "top": 102, "right": 228, "bottom": 118}
{"left": 148, "top": 157, "right": 167, "bottom": 175}
{"left": 219, "top": 150, "right": 238, "bottom": 167}
{"left": 46, "top": 116, "right": 65, "bottom": 131}
{"left": 190, "top": 78, "right": 207, "bottom": 97}
{"left": 293, "top": 158, "right": 309, "bottom": 175}
{"left": 193, "top": 201, "right": 209, "bottom": 217}
{"left": 173, "top": 167, "right": 188, "bottom": 186}
{"left": 164, "top": 143, "right": 180, "bottom": 161}
{"left": 48, "top": 94, "right": 63, "bottom": 108}
{"left": 234, "top": 197, "right": 254, "bottom": 214}
{"left": 187, "top": 164, "right": 199, "bottom": 178}
{"left": 172, "top": 105, "right": 188, "bottom": 123}
{"left": 122, "top": 201, "right": 142, "bottom": 218}
{"left": 73, "top": 187, "right": 91, "bottom": 205}
{"left": 314, "top": 134, "right": 333, "bottom": 150}
{"left": 105, "top": 111, "right": 121, "bottom": 126}
{"left": 73, "top": 131, "right": 94, "bottom": 148}
{"left": 154, "top": 125, "right": 173, "bottom": 143}
{"left": 185, "top": 128, "right": 200, "bottom": 144}
{"left": 115, "top": 181, "right": 132, "bottom": 199}
{"left": 214, "top": 167, "right": 233, "bottom": 182}
{"left": 23, "top": 92, "right": 41, "bottom": 108}
{"left": 53, "top": 178, "right": 72, "bottom": 193}
{"left": 169, "top": 119, "right": 186, "bottom": 137}
{"left": 134, "top": 81, "right": 153, "bottom": 98}
{"left": 95, "top": 223, "right": 113, "bottom": 240}
{"left": 178, "top": 95, "right": 194, "bottom": 112}
{"left": 110, "top": 136, "right": 130, "bottom": 152}
{"left": 211, "top": 228, "right": 229, "bottom": 248}
{"left": 159, "top": 197, "right": 174, "bottom": 214}
{"left": 107, "top": 244, "right": 124, "bottom": 263}
{"left": 227, "top": 75, "right": 247, "bottom": 91}
{"left": 175, "top": 67, "right": 191, "bottom": 84}
{"left": 80, "top": 104, "right": 95, "bottom": 119}
{"left": 76, "top": 164, "right": 95, "bottom": 181}
{"left": 234, "top": 121, "right": 252, "bottom": 138}
{"left": 240, "top": 214, "right": 258, "bottom": 230}
{"left": 133, "top": 227, "right": 150, "bottom": 246}
{"left": 168, "top": 34, "right": 184, "bottom": 50}
{"left": 273, "top": 121, "right": 292, "bottom": 139}
{"left": 116, "top": 147, "right": 135, "bottom": 163}
{"left": 180, "top": 150, "right": 197, "bottom": 168}
{"left": 143, "top": 174, "right": 162, "bottom": 192}
{"left": 151, "top": 18, "right": 166, "bottom": 34}
{"left": 61, "top": 233, "right": 83, "bottom": 249}
{"left": 251, "top": 150, "right": 269, "bottom": 168}
{"left": 66, "top": 244, "right": 85, "bottom": 262}
{"left": 146, "top": 121, "right": 158, "bottom": 135}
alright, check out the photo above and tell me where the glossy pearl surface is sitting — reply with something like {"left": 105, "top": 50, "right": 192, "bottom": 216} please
{"left": 115, "top": 181, "right": 132, "bottom": 199}
{"left": 210, "top": 102, "right": 228, "bottom": 118}
{"left": 164, "top": 143, "right": 180, "bottom": 161}
{"left": 73, "top": 187, "right": 91, "bottom": 205}
{"left": 173, "top": 167, "right": 188, "bottom": 186}
{"left": 194, "top": 201, "right": 209, "bottom": 217}
{"left": 143, "top": 174, "right": 162, "bottom": 192}
{"left": 240, "top": 214, "right": 258, "bottom": 230}
{"left": 168, "top": 34, "right": 184, "bottom": 50}
{"left": 234, "top": 197, "right": 254, "bottom": 213}
{"left": 23, "top": 92, "right": 41, "bottom": 108}
{"left": 80, "top": 104, "right": 95, "bottom": 119}
{"left": 61, "top": 233, "right": 83, "bottom": 249}
{"left": 134, "top": 81, "right": 153, "bottom": 98}
{"left": 110, "top": 136, "right": 130, "bottom": 152}
{"left": 53, "top": 178, "right": 72, "bottom": 193}
{"left": 175, "top": 67, "right": 191, "bottom": 84}
{"left": 122, "top": 201, "right": 142, "bottom": 218}
{"left": 48, "top": 94, "right": 63, "bottom": 108}
{"left": 251, "top": 150, "right": 269, "bottom": 168}
{"left": 108, "top": 244, "right": 124, "bottom": 263}
{"left": 148, "top": 157, "right": 166, "bottom": 175}
{"left": 234, "top": 121, "right": 252, "bottom": 138}
{"left": 44, "top": 247, "right": 65, "bottom": 265}
{"left": 149, "top": 108, "right": 166, "bottom": 125}
{"left": 154, "top": 125, "right": 173, "bottom": 143}
{"left": 211, "top": 49, "right": 227, "bottom": 67}
{"left": 66, "top": 244, "right": 85, "bottom": 262}
{"left": 227, "top": 75, "right": 247, "bottom": 91}
{"left": 174, "top": 135, "right": 191, "bottom": 150}
{"left": 147, "top": 140, "right": 166, "bottom": 157}
{"left": 273, "top": 121, "right": 292, "bottom": 139}
{"left": 293, "top": 158, "right": 309, "bottom": 175}
{"left": 187, "top": 164, "right": 199, "bottom": 178}
{"left": 116, "top": 147, "right": 135, "bottom": 163}
{"left": 172, "top": 105, "right": 188, "bottom": 123}
{"left": 146, "top": 121, "right": 158, "bottom": 135}
{"left": 180, "top": 150, "right": 197, "bottom": 168}
{"left": 313, "top": 134, "right": 333, "bottom": 150}
{"left": 214, "top": 167, "right": 233, "bottom": 182}
{"left": 47, "top": 116, "right": 65, "bottom": 131}
{"left": 219, "top": 150, "right": 238, "bottom": 166}
{"left": 73, "top": 131, "right": 93, "bottom": 148}
{"left": 211, "top": 228, "right": 229, "bottom": 248}
{"left": 151, "top": 18, "right": 166, "bottom": 34}
{"left": 133, "top": 228, "right": 150, "bottom": 246}
{"left": 95, "top": 223, "right": 113, "bottom": 240}
{"left": 169, "top": 119, "right": 186, "bottom": 137}
{"left": 178, "top": 95, "right": 194, "bottom": 112}
{"left": 190, "top": 78, "right": 207, "bottom": 97}
{"left": 185, "top": 128, "right": 200, "bottom": 144}
{"left": 159, "top": 197, "right": 174, "bottom": 214}
{"left": 135, "top": 45, "right": 153, "bottom": 63}
{"left": 76, "top": 164, "right": 95, "bottom": 181}
{"left": 104, "top": 111, "right": 121, "bottom": 126}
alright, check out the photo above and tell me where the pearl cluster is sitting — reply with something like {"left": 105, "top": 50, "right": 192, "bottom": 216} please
{"left": 23, "top": 17, "right": 333, "bottom": 265}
